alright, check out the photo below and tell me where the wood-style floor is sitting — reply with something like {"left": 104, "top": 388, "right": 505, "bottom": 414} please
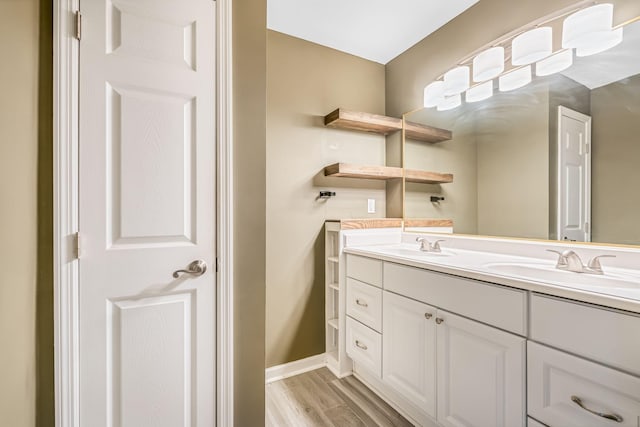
{"left": 266, "top": 368, "right": 414, "bottom": 427}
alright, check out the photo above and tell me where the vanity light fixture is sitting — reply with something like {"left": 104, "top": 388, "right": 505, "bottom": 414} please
{"left": 472, "top": 47, "right": 504, "bottom": 82}
{"left": 423, "top": 81, "right": 445, "bottom": 108}
{"left": 443, "top": 66, "right": 470, "bottom": 96}
{"left": 499, "top": 65, "right": 532, "bottom": 92}
{"left": 576, "top": 27, "right": 623, "bottom": 56}
{"left": 512, "top": 27, "right": 553, "bottom": 65}
{"left": 562, "top": 3, "right": 622, "bottom": 56}
{"left": 536, "top": 49, "right": 573, "bottom": 76}
{"left": 465, "top": 80, "right": 493, "bottom": 103}
{"left": 437, "top": 93, "right": 462, "bottom": 111}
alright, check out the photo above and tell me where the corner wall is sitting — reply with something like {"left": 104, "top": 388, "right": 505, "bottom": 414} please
{"left": 233, "top": 0, "right": 267, "bottom": 424}
{"left": 0, "top": 1, "right": 40, "bottom": 425}
{"left": 265, "top": 31, "right": 386, "bottom": 368}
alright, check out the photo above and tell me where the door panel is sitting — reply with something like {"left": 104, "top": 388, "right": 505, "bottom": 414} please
{"left": 558, "top": 106, "right": 591, "bottom": 242}
{"left": 79, "top": 0, "right": 216, "bottom": 425}
{"left": 382, "top": 291, "right": 437, "bottom": 418}
{"left": 437, "top": 311, "right": 526, "bottom": 427}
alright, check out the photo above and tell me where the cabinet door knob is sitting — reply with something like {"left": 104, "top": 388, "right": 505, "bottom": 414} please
{"left": 355, "top": 340, "right": 368, "bottom": 350}
{"left": 355, "top": 299, "right": 368, "bottom": 308}
{"left": 435, "top": 318, "right": 444, "bottom": 324}
{"left": 424, "top": 313, "right": 433, "bottom": 319}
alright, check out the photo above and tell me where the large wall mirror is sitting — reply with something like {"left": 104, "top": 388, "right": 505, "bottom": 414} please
{"left": 403, "top": 6, "right": 640, "bottom": 247}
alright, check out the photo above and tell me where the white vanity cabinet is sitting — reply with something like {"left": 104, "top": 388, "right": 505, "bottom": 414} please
{"left": 345, "top": 254, "right": 527, "bottom": 427}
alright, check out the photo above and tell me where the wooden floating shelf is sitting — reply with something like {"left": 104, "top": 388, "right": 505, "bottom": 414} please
{"left": 325, "top": 163, "right": 453, "bottom": 185}
{"left": 405, "top": 169, "right": 454, "bottom": 184}
{"left": 404, "top": 121, "right": 452, "bottom": 143}
{"left": 324, "top": 108, "right": 452, "bottom": 143}
{"left": 339, "top": 218, "right": 403, "bottom": 230}
{"left": 324, "top": 109, "right": 401, "bottom": 135}
{"left": 324, "top": 163, "right": 403, "bottom": 180}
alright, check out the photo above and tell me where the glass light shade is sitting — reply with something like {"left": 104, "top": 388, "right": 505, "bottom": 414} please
{"left": 562, "top": 3, "right": 614, "bottom": 49}
{"left": 466, "top": 81, "right": 493, "bottom": 103}
{"left": 512, "top": 27, "right": 553, "bottom": 65}
{"left": 423, "top": 81, "right": 445, "bottom": 108}
{"left": 576, "top": 27, "right": 623, "bottom": 56}
{"left": 473, "top": 47, "right": 504, "bottom": 82}
{"left": 536, "top": 49, "right": 574, "bottom": 76}
{"left": 443, "top": 66, "right": 470, "bottom": 96}
{"left": 499, "top": 66, "right": 532, "bottom": 92}
{"left": 437, "top": 94, "right": 462, "bottom": 111}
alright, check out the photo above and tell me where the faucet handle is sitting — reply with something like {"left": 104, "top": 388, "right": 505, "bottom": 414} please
{"left": 546, "top": 249, "right": 568, "bottom": 268}
{"left": 416, "top": 236, "right": 429, "bottom": 251}
{"left": 431, "top": 240, "right": 446, "bottom": 252}
{"left": 587, "top": 255, "right": 616, "bottom": 274}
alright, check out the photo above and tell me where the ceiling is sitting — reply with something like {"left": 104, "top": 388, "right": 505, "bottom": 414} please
{"left": 267, "top": 0, "right": 480, "bottom": 64}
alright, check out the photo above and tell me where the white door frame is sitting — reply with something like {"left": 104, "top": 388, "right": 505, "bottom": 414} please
{"left": 52, "top": 1, "right": 234, "bottom": 425}
{"left": 556, "top": 105, "right": 592, "bottom": 242}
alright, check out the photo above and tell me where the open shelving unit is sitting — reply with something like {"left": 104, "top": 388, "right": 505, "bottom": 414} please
{"left": 324, "top": 221, "right": 352, "bottom": 377}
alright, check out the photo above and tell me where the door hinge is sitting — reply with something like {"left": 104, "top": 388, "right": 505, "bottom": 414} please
{"left": 73, "top": 232, "right": 81, "bottom": 259}
{"left": 585, "top": 221, "right": 590, "bottom": 232}
{"left": 585, "top": 143, "right": 590, "bottom": 154}
{"left": 74, "top": 11, "right": 82, "bottom": 41}
{"left": 215, "top": 257, "right": 219, "bottom": 273}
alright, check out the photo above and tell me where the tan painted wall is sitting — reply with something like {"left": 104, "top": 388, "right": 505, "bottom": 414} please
{"left": 591, "top": 75, "right": 640, "bottom": 245}
{"left": 0, "top": 0, "right": 40, "bottom": 425}
{"left": 233, "top": 0, "right": 267, "bottom": 424}
{"left": 476, "top": 89, "right": 549, "bottom": 239}
{"left": 266, "top": 30, "right": 386, "bottom": 368}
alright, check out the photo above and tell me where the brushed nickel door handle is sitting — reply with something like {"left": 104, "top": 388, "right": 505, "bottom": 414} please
{"left": 571, "top": 396, "right": 623, "bottom": 422}
{"left": 435, "top": 318, "right": 444, "bottom": 324}
{"left": 173, "top": 260, "right": 207, "bottom": 278}
{"left": 424, "top": 313, "right": 433, "bottom": 319}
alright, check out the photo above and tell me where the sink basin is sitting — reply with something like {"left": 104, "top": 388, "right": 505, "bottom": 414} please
{"left": 376, "top": 245, "right": 454, "bottom": 258}
{"left": 484, "top": 262, "right": 640, "bottom": 289}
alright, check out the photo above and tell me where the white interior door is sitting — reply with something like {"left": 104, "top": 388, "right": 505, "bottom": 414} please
{"left": 78, "top": 0, "right": 216, "bottom": 425}
{"left": 557, "top": 106, "right": 591, "bottom": 242}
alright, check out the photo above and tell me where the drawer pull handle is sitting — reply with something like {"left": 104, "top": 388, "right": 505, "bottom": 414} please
{"left": 355, "top": 299, "right": 368, "bottom": 308}
{"left": 424, "top": 313, "right": 433, "bottom": 319}
{"left": 435, "top": 318, "right": 444, "bottom": 324}
{"left": 355, "top": 340, "right": 368, "bottom": 350}
{"left": 571, "top": 396, "right": 623, "bottom": 423}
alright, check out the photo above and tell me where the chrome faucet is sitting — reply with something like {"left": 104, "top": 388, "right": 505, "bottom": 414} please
{"left": 546, "top": 249, "right": 616, "bottom": 275}
{"left": 416, "top": 237, "right": 445, "bottom": 253}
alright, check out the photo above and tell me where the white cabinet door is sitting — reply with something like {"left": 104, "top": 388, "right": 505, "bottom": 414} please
{"left": 437, "top": 310, "right": 526, "bottom": 427}
{"left": 382, "top": 291, "right": 437, "bottom": 418}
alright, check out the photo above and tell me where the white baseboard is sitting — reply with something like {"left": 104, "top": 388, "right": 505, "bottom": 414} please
{"left": 265, "top": 353, "right": 327, "bottom": 384}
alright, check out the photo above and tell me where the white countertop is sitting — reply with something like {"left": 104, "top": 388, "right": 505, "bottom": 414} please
{"left": 344, "top": 242, "right": 640, "bottom": 315}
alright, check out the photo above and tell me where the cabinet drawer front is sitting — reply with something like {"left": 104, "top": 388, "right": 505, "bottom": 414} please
{"left": 346, "top": 254, "right": 382, "bottom": 288}
{"left": 528, "top": 342, "right": 640, "bottom": 427}
{"left": 384, "top": 262, "right": 527, "bottom": 335}
{"left": 346, "top": 278, "right": 382, "bottom": 332}
{"left": 531, "top": 294, "right": 640, "bottom": 376}
{"left": 346, "top": 317, "right": 382, "bottom": 378}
